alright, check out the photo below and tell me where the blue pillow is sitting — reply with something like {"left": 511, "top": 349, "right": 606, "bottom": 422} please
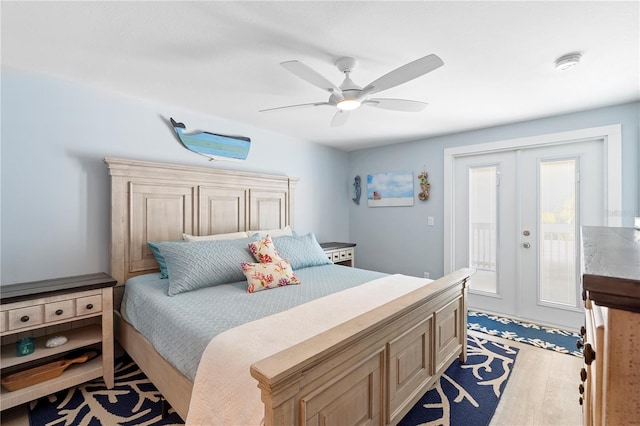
{"left": 154, "top": 237, "right": 258, "bottom": 296}
{"left": 148, "top": 241, "right": 183, "bottom": 279}
{"left": 272, "top": 233, "right": 332, "bottom": 270}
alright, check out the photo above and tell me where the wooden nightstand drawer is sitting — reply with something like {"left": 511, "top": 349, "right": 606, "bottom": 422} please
{"left": 45, "top": 299, "right": 76, "bottom": 322}
{"left": 76, "top": 295, "right": 102, "bottom": 316}
{"left": 8, "top": 305, "right": 44, "bottom": 330}
{"left": 339, "top": 249, "right": 354, "bottom": 262}
{"left": 0, "top": 311, "right": 6, "bottom": 333}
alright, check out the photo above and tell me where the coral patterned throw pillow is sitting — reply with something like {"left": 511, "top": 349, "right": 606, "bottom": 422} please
{"left": 241, "top": 259, "right": 301, "bottom": 293}
{"left": 247, "top": 234, "right": 283, "bottom": 264}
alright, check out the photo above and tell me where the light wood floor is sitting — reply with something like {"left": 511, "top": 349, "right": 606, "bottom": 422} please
{"left": 1, "top": 331, "right": 583, "bottom": 426}
{"left": 480, "top": 330, "right": 584, "bottom": 426}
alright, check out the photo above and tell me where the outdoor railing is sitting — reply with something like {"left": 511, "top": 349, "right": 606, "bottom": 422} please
{"left": 470, "top": 222, "right": 496, "bottom": 271}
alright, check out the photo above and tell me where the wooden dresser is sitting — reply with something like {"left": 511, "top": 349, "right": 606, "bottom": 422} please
{"left": 580, "top": 226, "right": 640, "bottom": 426}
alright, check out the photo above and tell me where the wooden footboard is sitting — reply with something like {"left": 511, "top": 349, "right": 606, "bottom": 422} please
{"left": 251, "top": 268, "right": 470, "bottom": 426}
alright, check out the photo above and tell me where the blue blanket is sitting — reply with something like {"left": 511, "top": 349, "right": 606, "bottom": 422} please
{"left": 121, "top": 265, "right": 386, "bottom": 380}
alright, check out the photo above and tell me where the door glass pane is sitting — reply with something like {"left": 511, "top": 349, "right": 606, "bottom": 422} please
{"left": 468, "top": 166, "right": 497, "bottom": 293}
{"left": 539, "top": 159, "right": 577, "bottom": 306}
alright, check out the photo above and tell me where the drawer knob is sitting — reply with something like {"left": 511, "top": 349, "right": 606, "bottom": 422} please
{"left": 580, "top": 326, "right": 586, "bottom": 336}
{"left": 20, "top": 315, "right": 30, "bottom": 323}
{"left": 576, "top": 340, "right": 584, "bottom": 350}
{"left": 580, "top": 367, "right": 587, "bottom": 382}
{"left": 579, "top": 384, "right": 584, "bottom": 394}
{"left": 55, "top": 309, "right": 64, "bottom": 316}
{"left": 86, "top": 303, "right": 94, "bottom": 310}
{"left": 584, "top": 344, "right": 596, "bottom": 365}
{"left": 579, "top": 397, "right": 583, "bottom": 406}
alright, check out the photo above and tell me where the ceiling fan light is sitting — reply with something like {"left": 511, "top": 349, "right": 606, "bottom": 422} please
{"left": 337, "top": 99, "right": 361, "bottom": 111}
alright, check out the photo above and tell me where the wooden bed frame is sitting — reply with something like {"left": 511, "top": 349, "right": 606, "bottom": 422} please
{"left": 106, "top": 157, "right": 470, "bottom": 425}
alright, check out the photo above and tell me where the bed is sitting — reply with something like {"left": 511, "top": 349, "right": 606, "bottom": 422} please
{"left": 106, "top": 157, "right": 471, "bottom": 425}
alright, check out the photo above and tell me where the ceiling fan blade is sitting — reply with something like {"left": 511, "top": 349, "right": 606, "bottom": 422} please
{"left": 363, "top": 98, "right": 428, "bottom": 112}
{"left": 361, "top": 54, "right": 444, "bottom": 96}
{"left": 281, "top": 61, "right": 343, "bottom": 98}
{"left": 259, "top": 102, "right": 331, "bottom": 113}
{"left": 331, "top": 110, "right": 350, "bottom": 127}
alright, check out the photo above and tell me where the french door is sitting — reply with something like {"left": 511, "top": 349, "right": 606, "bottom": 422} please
{"left": 453, "top": 140, "right": 604, "bottom": 329}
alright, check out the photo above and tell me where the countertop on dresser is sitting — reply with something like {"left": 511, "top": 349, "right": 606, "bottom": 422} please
{"left": 581, "top": 226, "right": 640, "bottom": 312}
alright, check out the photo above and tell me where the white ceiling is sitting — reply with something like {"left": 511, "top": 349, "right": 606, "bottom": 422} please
{"left": 2, "top": 1, "right": 639, "bottom": 152}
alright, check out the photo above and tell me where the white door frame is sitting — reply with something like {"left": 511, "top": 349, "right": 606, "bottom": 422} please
{"left": 444, "top": 124, "right": 622, "bottom": 274}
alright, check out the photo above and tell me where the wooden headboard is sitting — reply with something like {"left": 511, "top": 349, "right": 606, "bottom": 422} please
{"left": 105, "top": 157, "right": 298, "bottom": 288}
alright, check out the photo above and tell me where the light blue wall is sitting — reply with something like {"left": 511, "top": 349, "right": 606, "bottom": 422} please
{"left": 0, "top": 69, "right": 350, "bottom": 284}
{"left": 2, "top": 69, "right": 637, "bottom": 286}
{"left": 349, "top": 101, "right": 639, "bottom": 278}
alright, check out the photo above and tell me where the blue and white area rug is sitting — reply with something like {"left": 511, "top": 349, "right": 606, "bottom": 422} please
{"left": 398, "top": 333, "right": 517, "bottom": 426}
{"left": 29, "top": 334, "right": 517, "bottom": 426}
{"left": 28, "top": 357, "right": 183, "bottom": 426}
{"left": 468, "top": 310, "right": 582, "bottom": 357}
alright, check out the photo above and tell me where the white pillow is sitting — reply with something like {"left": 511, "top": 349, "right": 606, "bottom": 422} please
{"left": 246, "top": 225, "right": 292, "bottom": 238}
{"left": 182, "top": 231, "right": 249, "bottom": 242}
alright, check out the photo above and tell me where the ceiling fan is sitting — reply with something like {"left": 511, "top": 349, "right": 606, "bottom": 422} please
{"left": 259, "top": 54, "right": 444, "bottom": 127}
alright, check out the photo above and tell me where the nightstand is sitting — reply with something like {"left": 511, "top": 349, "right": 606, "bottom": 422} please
{"left": 320, "top": 242, "right": 356, "bottom": 267}
{"left": 0, "top": 273, "right": 116, "bottom": 411}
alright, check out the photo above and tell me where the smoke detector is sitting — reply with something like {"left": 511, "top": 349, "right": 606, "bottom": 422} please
{"left": 555, "top": 53, "right": 582, "bottom": 71}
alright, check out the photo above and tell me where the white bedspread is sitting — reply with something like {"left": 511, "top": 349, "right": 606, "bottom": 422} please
{"left": 186, "top": 273, "right": 431, "bottom": 425}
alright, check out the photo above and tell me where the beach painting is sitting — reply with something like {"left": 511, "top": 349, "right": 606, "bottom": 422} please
{"left": 367, "top": 171, "right": 414, "bottom": 207}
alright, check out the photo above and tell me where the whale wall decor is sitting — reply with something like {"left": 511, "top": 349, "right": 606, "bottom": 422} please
{"left": 170, "top": 118, "right": 251, "bottom": 161}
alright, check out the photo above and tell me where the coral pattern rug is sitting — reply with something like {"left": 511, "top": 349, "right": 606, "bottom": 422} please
{"left": 28, "top": 358, "right": 183, "bottom": 426}
{"left": 29, "top": 333, "right": 518, "bottom": 426}
{"left": 398, "top": 333, "right": 517, "bottom": 426}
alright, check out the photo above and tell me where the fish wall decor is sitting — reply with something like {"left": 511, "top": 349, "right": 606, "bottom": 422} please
{"left": 170, "top": 118, "right": 251, "bottom": 161}
{"left": 352, "top": 175, "right": 361, "bottom": 205}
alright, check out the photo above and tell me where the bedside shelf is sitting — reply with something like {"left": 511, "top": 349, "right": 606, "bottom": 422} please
{"left": 0, "top": 355, "right": 103, "bottom": 408}
{"left": 1, "top": 324, "right": 102, "bottom": 369}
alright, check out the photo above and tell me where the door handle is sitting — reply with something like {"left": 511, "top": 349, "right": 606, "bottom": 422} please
{"left": 522, "top": 242, "right": 531, "bottom": 248}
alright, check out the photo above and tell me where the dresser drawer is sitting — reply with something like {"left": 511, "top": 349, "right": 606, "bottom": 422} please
{"left": 8, "top": 305, "right": 44, "bottom": 330}
{"left": 45, "top": 299, "right": 76, "bottom": 322}
{"left": 76, "top": 294, "right": 102, "bottom": 316}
